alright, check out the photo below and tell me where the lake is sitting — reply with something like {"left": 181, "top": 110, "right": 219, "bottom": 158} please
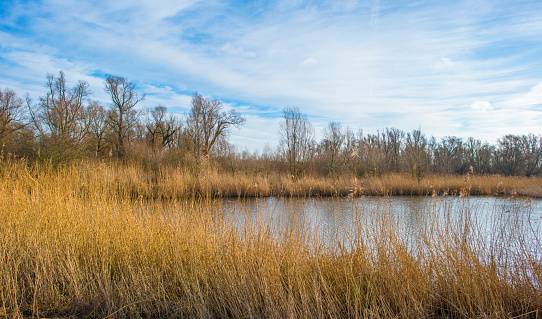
{"left": 217, "top": 196, "right": 542, "bottom": 258}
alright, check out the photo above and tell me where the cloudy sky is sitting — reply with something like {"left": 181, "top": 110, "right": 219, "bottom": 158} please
{"left": 1, "top": 0, "right": 541, "bottom": 151}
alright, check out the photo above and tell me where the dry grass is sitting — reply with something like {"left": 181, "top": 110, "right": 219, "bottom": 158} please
{"left": 356, "top": 173, "right": 542, "bottom": 197}
{"left": 0, "top": 159, "right": 541, "bottom": 318}
{"left": 9, "top": 159, "right": 539, "bottom": 200}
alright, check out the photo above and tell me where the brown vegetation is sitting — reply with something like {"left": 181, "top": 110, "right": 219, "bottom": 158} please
{"left": 1, "top": 159, "right": 541, "bottom": 318}
{"left": 5, "top": 158, "right": 538, "bottom": 200}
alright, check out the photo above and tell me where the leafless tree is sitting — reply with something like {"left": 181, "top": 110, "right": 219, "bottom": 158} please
{"left": 185, "top": 93, "right": 245, "bottom": 158}
{"left": 341, "top": 127, "right": 358, "bottom": 174}
{"left": 357, "top": 132, "right": 386, "bottom": 176}
{"left": 464, "top": 137, "right": 492, "bottom": 175}
{"left": 104, "top": 75, "right": 145, "bottom": 158}
{"left": 494, "top": 134, "right": 525, "bottom": 176}
{"left": 348, "top": 128, "right": 404, "bottom": 177}
{"left": 28, "top": 71, "right": 91, "bottom": 161}
{"left": 86, "top": 101, "right": 109, "bottom": 157}
{"left": 145, "top": 106, "right": 181, "bottom": 151}
{"left": 404, "top": 129, "right": 429, "bottom": 182}
{"left": 0, "top": 88, "right": 25, "bottom": 145}
{"left": 523, "top": 133, "right": 542, "bottom": 177}
{"left": 321, "top": 121, "right": 345, "bottom": 175}
{"left": 278, "top": 106, "right": 315, "bottom": 178}
{"left": 382, "top": 127, "right": 404, "bottom": 173}
{"left": 29, "top": 71, "right": 90, "bottom": 141}
{"left": 431, "top": 136, "right": 467, "bottom": 174}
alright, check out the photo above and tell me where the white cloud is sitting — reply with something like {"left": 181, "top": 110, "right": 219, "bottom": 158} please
{"left": 300, "top": 57, "right": 316, "bottom": 66}
{"left": 433, "top": 57, "right": 454, "bottom": 71}
{"left": 142, "top": 85, "right": 192, "bottom": 111}
{"left": 470, "top": 100, "right": 493, "bottom": 112}
{"left": 503, "top": 82, "right": 542, "bottom": 108}
{"left": 219, "top": 43, "right": 256, "bottom": 57}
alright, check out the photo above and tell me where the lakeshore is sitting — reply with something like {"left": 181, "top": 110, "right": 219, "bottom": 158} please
{"left": 1, "top": 160, "right": 541, "bottom": 318}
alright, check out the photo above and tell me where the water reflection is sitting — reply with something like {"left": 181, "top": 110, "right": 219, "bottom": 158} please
{"left": 219, "top": 196, "right": 542, "bottom": 256}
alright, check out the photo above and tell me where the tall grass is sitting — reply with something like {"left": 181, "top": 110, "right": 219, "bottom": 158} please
{"left": 0, "top": 159, "right": 540, "bottom": 318}
{"left": 6, "top": 159, "right": 538, "bottom": 200}
{"left": 354, "top": 173, "right": 542, "bottom": 197}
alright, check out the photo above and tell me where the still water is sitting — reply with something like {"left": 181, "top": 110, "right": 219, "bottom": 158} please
{"left": 218, "top": 196, "right": 542, "bottom": 256}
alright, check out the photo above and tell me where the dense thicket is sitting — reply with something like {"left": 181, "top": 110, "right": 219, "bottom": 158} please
{"left": 2, "top": 71, "right": 541, "bottom": 178}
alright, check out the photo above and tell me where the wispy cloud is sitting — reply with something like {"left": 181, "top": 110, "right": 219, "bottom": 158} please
{"left": 1, "top": 0, "right": 542, "bottom": 149}
{"left": 503, "top": 82, "right": 542, "bottom": 108}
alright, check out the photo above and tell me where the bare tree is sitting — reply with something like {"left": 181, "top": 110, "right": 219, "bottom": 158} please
{"left": 464, "top": 137, "right": 492, "bottom": 175}
{"left": 386, "top": 127, "right": 404, "bottom": 173}
{"left": 404, "top": 129, "right": 429, "bottom": 182}
{"left": 0, "top": 88, "right": 25, "bottom": 145}
{"left": 278, "top": 106, "right": 315, "bottom": 178}
{"left": 348, "top": 128, "right": 405, "bottom": 176}
{"left": 340, "top": 127, "right": 363, "bottom": 175}
{"left": 432, "top": 136, "right": 466, "bottom": 174}
{"left": 104, "top": 75, "right": 145, "bottom": 158}
{"left": 523, "top": 133, "right": 542, "bottom": 177}
{"left": 145, "top": 106, "right": 181, "bottom": 151}
{"left": 86, "top": 101, "right": 109, "bottom": 157}
{"left": 185, "top": 93, "right": 245, "bottom": 158}
{"left": 361, "top": 132, "right": 388, "bottom": 176}
{"left": 28, "top": 71, "right": 91, "bottom": 162}
{"left": 494, "top": 134, "right": 525, "bottom": 176}
{"left": 321, "top": 121, "right": 345, "bottom": 175}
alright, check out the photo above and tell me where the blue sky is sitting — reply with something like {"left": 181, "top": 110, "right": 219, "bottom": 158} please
{"left": 1, "top": 0, "right": 542, "bottom": 151}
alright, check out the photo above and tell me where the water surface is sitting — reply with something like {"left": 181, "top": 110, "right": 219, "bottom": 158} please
{"left": 219, "top": 196, "right": 542, "bottom": 257}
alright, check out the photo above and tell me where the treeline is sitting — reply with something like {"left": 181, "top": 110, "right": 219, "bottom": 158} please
{"left": 270, "top": 106, "right": 541, "bottom": 179}
{"left": 0, "top": 71, "right": 244, "bottom": 166}
{"left": 1, "top": 71, "right": 541, "bottom": 179}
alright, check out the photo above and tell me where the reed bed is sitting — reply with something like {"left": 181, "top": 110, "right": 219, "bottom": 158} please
{"left": 4, "top": 159, "right": 539, "bottom": 200}
{"left": 1, "top": 160, "right": 541, "bottom": 318}
{"left": 356, "top": 173, "right": 542, "bottom": 197}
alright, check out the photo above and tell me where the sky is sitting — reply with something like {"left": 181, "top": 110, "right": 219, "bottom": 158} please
{"left": 1, "top": 0, "right": 542, "bottom": 152}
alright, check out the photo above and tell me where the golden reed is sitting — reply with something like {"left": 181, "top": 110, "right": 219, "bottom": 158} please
{"left": 0, "top": 159, "right": 540, "bottom": 318}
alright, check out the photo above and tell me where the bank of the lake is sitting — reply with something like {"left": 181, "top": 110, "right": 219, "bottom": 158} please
{"left": 9, "top": 159, "right": 540, "bottom": 200}
{"left": 1, "top": 159, "right": 541, "bottom": 318}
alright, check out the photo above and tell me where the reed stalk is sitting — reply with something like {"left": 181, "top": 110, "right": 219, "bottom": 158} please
{"left": 0, "top": 159, "right": 540, "bottom": 318}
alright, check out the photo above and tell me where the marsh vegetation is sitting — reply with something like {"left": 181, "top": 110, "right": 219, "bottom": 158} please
{"left": 1, "top": 160, "right": 541, "bottom": 318}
